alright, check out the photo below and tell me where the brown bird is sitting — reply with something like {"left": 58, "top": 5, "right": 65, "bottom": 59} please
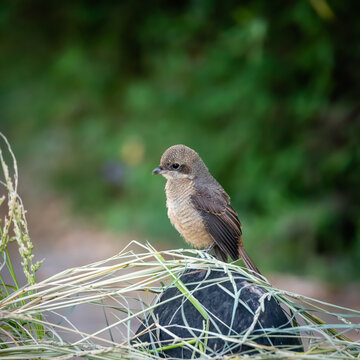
{"left": 152, "top": 144, "right": 260, "bottom": 274}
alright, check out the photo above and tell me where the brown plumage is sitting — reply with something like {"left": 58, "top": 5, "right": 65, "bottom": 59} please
{"left": 152, "top": 144, "right": 260, "bottom": 275}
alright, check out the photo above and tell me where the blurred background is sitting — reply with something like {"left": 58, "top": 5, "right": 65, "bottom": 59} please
{"left": 0, "top": 0, "right": 359, "bottom": 301}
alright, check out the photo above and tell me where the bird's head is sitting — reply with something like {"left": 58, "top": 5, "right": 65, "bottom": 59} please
{"left": 152, "top": 144, "right": 208, "bottom": 180}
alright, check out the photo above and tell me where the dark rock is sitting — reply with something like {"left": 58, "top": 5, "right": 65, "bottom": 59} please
{"left": 135, "top": 268, "right": 302, "bottom": 358}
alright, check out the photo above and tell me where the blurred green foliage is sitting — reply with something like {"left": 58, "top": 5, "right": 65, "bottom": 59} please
{"left": 0, "top": 1, "right": 359, "bottom": 281}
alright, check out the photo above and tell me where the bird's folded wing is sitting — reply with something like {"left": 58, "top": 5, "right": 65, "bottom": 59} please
{"left": 191, "top": 189, "right": 241, "bottom": 261}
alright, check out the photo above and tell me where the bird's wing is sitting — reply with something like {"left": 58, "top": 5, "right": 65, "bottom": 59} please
{"left": 191, "top": 186, "right": 241, "bottom": 261}
{"left": 191, "top": 185, "right": 261, "bottom": 275}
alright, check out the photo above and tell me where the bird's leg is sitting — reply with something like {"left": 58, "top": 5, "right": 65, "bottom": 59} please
{"left": 195, "top": 243, "right": 215, "bottom": 259}
{"left": 204, "top": 243, "right": 215, "bottom": 253}
{"left": 204, "top": 243, "right": 228, "bottom": 262}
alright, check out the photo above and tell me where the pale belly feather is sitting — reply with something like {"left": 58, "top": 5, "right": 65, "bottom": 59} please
{"left": 166, "top": 193, "right": 213, "bottom": 249}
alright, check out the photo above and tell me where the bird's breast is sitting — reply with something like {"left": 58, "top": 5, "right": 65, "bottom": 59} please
{"left": 165, "top": 180, "right": 212, "bottom": 248}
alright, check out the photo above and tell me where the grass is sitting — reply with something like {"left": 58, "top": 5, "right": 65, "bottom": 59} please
{"left": 0, "top": 132, "right": 359, "bottom": 359}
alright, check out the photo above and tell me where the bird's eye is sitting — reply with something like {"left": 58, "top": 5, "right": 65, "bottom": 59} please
{"left": 172, "top": 163, "right": 180, "bottom": 169}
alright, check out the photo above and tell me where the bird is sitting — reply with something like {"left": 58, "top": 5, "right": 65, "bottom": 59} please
{"left": 152, "top": 144, "right": 260, "bottom": 274}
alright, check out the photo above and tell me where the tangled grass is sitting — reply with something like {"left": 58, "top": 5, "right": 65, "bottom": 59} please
{"left": 0, "top": 133, "right": 359, "bottom": 359}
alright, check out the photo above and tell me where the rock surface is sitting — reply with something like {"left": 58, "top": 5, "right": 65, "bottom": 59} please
{"left": 136, "top": 268, "right": 302, "bottom": 358}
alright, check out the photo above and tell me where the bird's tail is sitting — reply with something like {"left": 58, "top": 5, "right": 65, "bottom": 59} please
{"left": 239, "top": 246, "right": 261, "bottom": 276}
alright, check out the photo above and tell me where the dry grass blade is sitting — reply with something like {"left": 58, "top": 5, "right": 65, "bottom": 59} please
{"left": 0, "top": 242, "right": 358, "bottom": 359}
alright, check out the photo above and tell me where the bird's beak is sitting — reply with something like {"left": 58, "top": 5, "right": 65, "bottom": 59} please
{"left": 152, "top": 166, "right": 164, "bottom": 175}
